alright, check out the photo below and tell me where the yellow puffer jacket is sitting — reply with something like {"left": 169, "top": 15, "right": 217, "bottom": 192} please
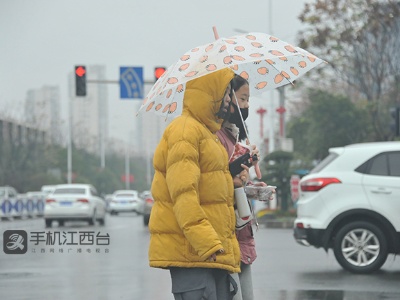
{"left": 148, "top": 68, "right": 240, "bottom": 273}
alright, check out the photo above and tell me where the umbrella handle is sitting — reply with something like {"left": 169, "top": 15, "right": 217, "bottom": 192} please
{"left": 212, "top": 26, "right": 261, "bottom": 179}
{"left": 245, "top": 138, "right": 262, "bottom": 179}
{"left": 255, "top": 163, "right": 262, "bottom": 179}
{"left": 212, "top": 26, "right": 219, "bottom": 40}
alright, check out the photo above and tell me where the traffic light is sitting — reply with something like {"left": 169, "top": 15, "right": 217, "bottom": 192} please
{"left": 75, "top": 65, "right": 87, "bottom": 96}
{"left": 154, "top": 66, "right": 166, "bottom": 82}
{"left": 390, "top": 107, "right": 400, "bottom": 136}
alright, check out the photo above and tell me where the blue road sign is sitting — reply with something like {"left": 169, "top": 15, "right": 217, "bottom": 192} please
{"left": 120, "top": 67, "right": 144, "bottom": 99}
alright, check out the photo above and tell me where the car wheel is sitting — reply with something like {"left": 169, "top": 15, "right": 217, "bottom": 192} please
{"left": 88, "top": 210, "right": 97, "bottom": 226}
{"left": 45, "top": 219, "right": 52, "bottom": 228}
{"left": 58, "top": 220, "right": 64, "bottom": 227}
{"left": 333, "top": 221, "right": 388, "bottom": 274}
{"left": 143, "top": 214, "right": 150, "bottom": 226}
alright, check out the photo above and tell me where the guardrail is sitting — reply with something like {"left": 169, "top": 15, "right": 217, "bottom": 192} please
{"left": 0, "top": 196, "right": 45, "bottom": 221}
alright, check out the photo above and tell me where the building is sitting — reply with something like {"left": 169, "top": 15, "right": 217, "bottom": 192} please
{"left": 136, "top": 110, "right": 171, "bottom": 156}
{"left": 24, "top": 86, "right": 61, "bottom": 144}
{"left": 0, "top": 118, "right": 46, "bottom": 146}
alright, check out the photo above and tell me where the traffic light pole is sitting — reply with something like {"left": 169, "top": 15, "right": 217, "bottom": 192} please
{"left": 71, "top": 65, "right": 165, "bottom": 186}
{"left": 390, "top": 107, "right": 400, "bottom": 137}
{"left": 67, "top": 93, "right": 73, "bottom": 184}
{"left": 86, "top": 80, "right": 156, "bottom": 84}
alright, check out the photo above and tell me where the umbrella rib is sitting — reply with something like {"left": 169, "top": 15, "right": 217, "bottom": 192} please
{"left": 232, "top": 92, "right": 251, "bottom": 144}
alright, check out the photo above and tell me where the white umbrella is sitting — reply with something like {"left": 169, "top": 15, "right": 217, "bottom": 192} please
{"left": 138, "top": 32, "right": 325, "bottom": 118}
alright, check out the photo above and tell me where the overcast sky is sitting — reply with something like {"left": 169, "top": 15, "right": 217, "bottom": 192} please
{"left": 0, "top": 0, "right": 312, "bottom": 145}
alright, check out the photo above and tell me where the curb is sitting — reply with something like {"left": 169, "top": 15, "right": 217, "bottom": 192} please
{"left": 258, "top": 220, "right": 294, "bottom": 229}
{"left": 257, "top": 218, "right": 295, "bottom": 229}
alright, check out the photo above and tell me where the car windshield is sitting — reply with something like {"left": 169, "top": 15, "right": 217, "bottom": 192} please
{"left": 0, "top": 188, "right": 5, "bottom": 197}
{"left": 309, "top": 153, "right": 338, "bottom": 174}
{"left": 53, "top": 188, "right": 86, "bottom": 195}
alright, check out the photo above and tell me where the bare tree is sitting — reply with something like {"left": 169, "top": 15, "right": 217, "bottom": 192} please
{"left": 298, "top": 0, "right": 400, "bottom": 139}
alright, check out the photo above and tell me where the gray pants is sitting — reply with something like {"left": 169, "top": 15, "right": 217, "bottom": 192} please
{"left": 170, "top": 267, "right": 237, "bottom": 300}
{"left": 232, "top": 263, "right": 254, "bottom": 300}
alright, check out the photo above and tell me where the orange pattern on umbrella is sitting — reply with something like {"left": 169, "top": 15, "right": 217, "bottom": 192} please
{"left": 138, "top": 32, "right": 325, "bottom": 118}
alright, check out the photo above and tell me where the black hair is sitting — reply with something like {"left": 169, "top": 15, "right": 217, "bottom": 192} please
{"left": 230, "top": 75, "right": 249, "bottom": 141}
{"left": 231, "top": 74, "right": 249, "bottom": 92}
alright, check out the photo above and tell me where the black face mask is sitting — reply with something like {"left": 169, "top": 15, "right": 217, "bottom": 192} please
{"left": 228, "top": 103, "right": 248, "bottom": 141}
{"left": 228, "top": 103, "right": 248, "bottom": 125}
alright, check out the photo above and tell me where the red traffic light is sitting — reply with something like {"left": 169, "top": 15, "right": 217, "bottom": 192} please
{"left": 154, "top": 67, "right": 166, "bottom": 81}
{"left": 75, "top": 65, "right": 87, "bottom": 96}
{"left": 75, "top": 66, "right": 86, "bottom": 77}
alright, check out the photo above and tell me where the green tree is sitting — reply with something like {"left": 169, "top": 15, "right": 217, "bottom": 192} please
{"left": 92, "top": 168, "right": 121, "bottom": 196}
{"left": 0, "top": 125, "right": 58, "bottom": 192}
{"left": 53, "top": 146, "right": 128, "bottom": 195}
{"left": 287, "top": 89, "right": 369, "bottom": 160}
{"left": 0, "top": 119, "right": 153, "bottom": 195}
{"left": 261, "top": 151, "right": 293, "bottom": 212}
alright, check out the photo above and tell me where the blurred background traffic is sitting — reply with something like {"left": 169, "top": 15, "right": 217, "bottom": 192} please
{"left": 1, "top": 0, "right": 399, "bottom": 223}
{"left": 0, "top": 184, "right": 153, "bottom": 227}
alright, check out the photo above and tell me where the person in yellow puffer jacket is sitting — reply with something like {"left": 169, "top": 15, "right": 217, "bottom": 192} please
{"left": 148, "top": 68, "right": 241, "bottom": 299}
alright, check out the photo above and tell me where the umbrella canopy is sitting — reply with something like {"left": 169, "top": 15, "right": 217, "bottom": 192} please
{"left": 138, "top": 32, "right": 325, "bottom": 118}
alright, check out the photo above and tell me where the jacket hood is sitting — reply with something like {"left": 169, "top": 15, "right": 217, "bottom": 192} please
{"left": 183, "top": 68, "right": 235, "bottom": 133}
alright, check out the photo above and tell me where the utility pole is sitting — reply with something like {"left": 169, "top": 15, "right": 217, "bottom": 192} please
{"left": 125, "top": 144, "right": 130, "bottom": 190}
{"left": 268, "top": 0, "right": 275, "bottom": 153}
{"left": 99, "top": 82, "right": 106, "bottom": 169}
{"left": 256, "top": 107, "right": 267, "bottom": 139}
{"left": 276, "top": 86, "right": 286, "bottom": 138}
{"left": 67, "top": 94, "right": 72, "bottom": 184}
{"left": 256, "top": 106, "right": 268, "bottom": 157}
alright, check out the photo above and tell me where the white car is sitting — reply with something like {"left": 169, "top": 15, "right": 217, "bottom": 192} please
{"left": 41, "top": 185, "right": 56, "bottom": 195}
{"left": 44, "top": 184, "right": 106, "bottom": 227}
{"left": 104, "top": 194, "right": 113, "bottom": 211}
{"left": 109, "top": 190, "right": 141, "bottom": 215}
{"left": 139, "top": 191, "right": 154, "bottom": 226}
{"left": 294, "top": 141, "right": 400, "bottom": 274}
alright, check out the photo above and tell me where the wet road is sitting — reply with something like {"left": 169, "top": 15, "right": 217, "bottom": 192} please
{"left": 1, "top": 214, "right": 399, "bottom": 300}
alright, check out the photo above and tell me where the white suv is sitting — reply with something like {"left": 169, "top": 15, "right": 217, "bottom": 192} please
{"left": 294, "top": 141, "right": 400, "bottom": 274}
